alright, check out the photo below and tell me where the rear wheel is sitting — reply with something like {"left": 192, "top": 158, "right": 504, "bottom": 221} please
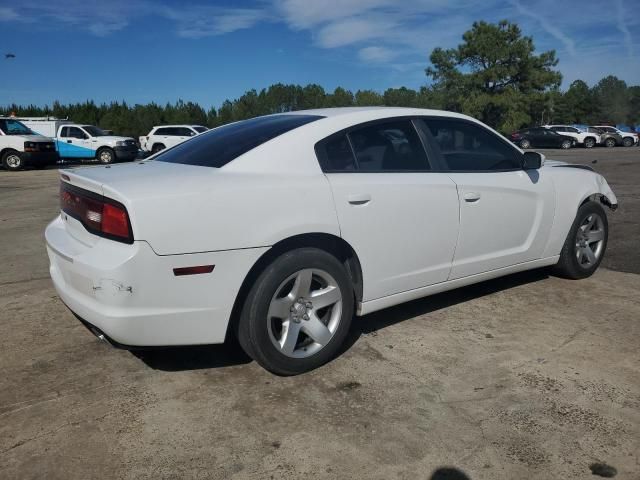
{"left": 604, "top": 138, "right": 616, "bottom": 148}
{"left": 236, "top": 248, "right": 354, "bottom": 375}
{"left": 97, "top": 147, "right": 115, "bottom": 164}
{"left": 151, "top": 143, "right": 165, "bottom": 154}
{"left": 584, "top": 137, "right": 596, "bottom": 148}
{"left": 519, "top": 139, "right": 531, "bottom": 149}
{"left": 560, "top": 139, "right": 572, "bottom": 149}
{"left": 554, "top": 201, "right": 608, "bottom": 279}
{"left": 622, "top": 137, "right": 634, "bottom": 147}
{"left": 2, "top": 150, "right": 23, "bottom": 171}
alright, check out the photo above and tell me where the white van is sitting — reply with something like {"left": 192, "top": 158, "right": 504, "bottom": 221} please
{"left": 0, "top": 118, "right": 58, "bottom": 171}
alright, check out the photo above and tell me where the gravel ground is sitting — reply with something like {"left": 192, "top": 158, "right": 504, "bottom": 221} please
{"left": 0, "top": 146, "right": 638, "bottom": 479}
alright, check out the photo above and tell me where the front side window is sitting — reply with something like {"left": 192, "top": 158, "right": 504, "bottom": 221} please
{"left": 82, "top": 126, "right": 106, "bottom": 137}
{"left": 348, "top": 120, "right": 430, "bottom": 172}
{"left": 157, "top": 114, "right": 323, "bottom": 168}
{"left": 421, "top": 118, "right": 521, "bottom": 171}
{"left": 64, "top": 127, "right": 87, "bottom": 139}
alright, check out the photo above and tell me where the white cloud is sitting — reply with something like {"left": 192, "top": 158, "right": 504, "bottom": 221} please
{"left": 358, "top": 46, "right": 395, "bottom": 62}
{"left": 0, "top": 7, "right": 19, "bottom": 20}
{"left": 508, "top": 0, "right": 577, "bottom": 57}
{"left": 161, "top": 7, "right": 268, "bottom": 38}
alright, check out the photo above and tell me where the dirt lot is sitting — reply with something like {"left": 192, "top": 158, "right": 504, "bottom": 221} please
{"left": 1, "top": 148, "right": 639, "bottom": 479}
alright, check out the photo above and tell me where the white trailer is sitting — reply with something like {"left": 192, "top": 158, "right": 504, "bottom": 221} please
{"left": 15, "top": 117, "right": 74, "bottom": 138}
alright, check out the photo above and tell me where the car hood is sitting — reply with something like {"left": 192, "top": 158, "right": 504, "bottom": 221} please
{"left": 11, "top": 134, "right": 53, "bottom": 142}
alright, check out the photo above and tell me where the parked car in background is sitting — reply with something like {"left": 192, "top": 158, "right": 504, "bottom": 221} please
{"left": 140, "top": 125, "right": 208, "bottom": 154}
{"left": 55, "top": 124, "right": 138, "bottom": 163}
{"left": 543, "top": 125, "right": 599, "bottom": 148}
{"left": 0, "top": 117, "right": 58, "bottom": 171}
{"left": 590, "top": 127, "right": 624, "bottom": 148}
{"left": 593, "top": 126, "right": 638, "bottom": 147}
{"left": 510, "top": 127, "right": 574, "bottom": 149}
{"left": 46, "top": 107, "right": 617, "bottom": 375}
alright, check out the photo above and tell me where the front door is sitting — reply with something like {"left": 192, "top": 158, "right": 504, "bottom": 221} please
{"left": 58, "top": 126, "right": 93, "bottom": 158}
{"left": 418, "top": 117, "right": 555, "bottom": 279}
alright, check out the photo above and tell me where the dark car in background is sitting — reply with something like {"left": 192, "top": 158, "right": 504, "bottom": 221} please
{"left": 510, "top": 127, "right": 574, "bottom": 149}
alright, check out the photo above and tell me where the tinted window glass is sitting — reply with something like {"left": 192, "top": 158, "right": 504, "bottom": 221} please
{"left": 157, "top": 114, "right": 323, "bottom": 168}
{"left": 0, "top": 119, "right": 33, "bottom": 135}
{"left": 316, "top": 134, "right": 356, "bottom": 172}
{"left": 177, "top": 127, "right": 195, "bottom": 136}
{"left": 422, "top": 118, "right": 520, "bottom": 171}
{"left": 68, "top": 127, "right": 87, "bottom": 139}
{"left": 60, "top": 127, "right": 69, "bottom": 137}
{"left": 193, "top": 126, "right": 208, "bottom": 133}
{"left": 155, "top": 128, "right": 170, "bottom": 135}
{"left": 348, "top": 120, "right": 429, "bottom": 171}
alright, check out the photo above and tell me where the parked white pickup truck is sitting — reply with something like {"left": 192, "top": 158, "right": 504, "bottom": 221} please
{"left": 140, "top": 125, "right": 208, "bottom": 154}
{"left": 0, "top": 118, "right": 58, "bottom": 171}
{"left": 543, "top": 125, "right": 600, "bottom": 148}
{"left": 18, "top": 118, "right": 138, "bottom": 163}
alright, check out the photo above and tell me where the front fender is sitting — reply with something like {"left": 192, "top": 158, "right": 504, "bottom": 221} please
{"left": 542, "top": 167, "right": 617, "bottom": 258}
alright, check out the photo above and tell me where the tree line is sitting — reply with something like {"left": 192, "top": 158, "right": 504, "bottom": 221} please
{"left": 2, "top": 21, "right": 638, "bottom": 138}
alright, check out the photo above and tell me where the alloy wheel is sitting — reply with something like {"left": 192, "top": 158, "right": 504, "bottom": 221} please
{"left": 5, "top": 154, "right": 21, "bottom": 169}
{"left": 267, "top": 268, "right": 342, "bottom": 359}
{"left": 575, "top": 213, "right": 605, "bottom": 269}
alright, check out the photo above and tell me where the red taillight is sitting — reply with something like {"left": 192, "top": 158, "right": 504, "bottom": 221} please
{"left": 60, "top": 182, "right": 132, "bottom": 243}
{"left": 102, "top": 203, "right": 130, "bottom": 239}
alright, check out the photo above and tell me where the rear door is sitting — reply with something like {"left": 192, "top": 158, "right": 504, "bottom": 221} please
{"left": 318, "top": 118, "right": 460, "bottom": 301}
{"left": 418, "top": 117, "right": 555, "bottom": 279}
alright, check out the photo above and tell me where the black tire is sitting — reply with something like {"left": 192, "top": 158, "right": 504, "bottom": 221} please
{"left": 622, "top": 137, "right": 634, "bottom": 147}
{"left": 604, "top": 138, "right": 616, "bottom": 148}
{"left": 560, "top": 139, "right": 572, "bottom": 149}
{"left": 97, "top": 147, "right": 115, "bottom": 164}
{"left": 236, "top": 247, "right": 354, "bottom": 375}
{"left": 519, "top": 139, "right": 531, "bottom": 149}
{"left": 151, "top": 143, "right": 165, "bottom": 154}
{"left": 584, "top": 137, "right": 596, "bottom": 148}
{"left": 2, "top": 150, "right": 23, "bottom": 171}
{"left": 553, "top": 201, "right": 608, "bottom": 280}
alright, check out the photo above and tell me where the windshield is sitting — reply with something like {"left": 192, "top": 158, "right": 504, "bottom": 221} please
{"left": 0, "top": 119, "right": 34, "bottom": 135}
{"left": 82, "top": 125, "right": 108, "bottom": 137}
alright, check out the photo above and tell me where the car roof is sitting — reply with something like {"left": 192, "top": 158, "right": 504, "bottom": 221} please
{"left": 286, "top": 106, "right": 471, "bottom": 119}
{"left": 152, "top": 125, "right": 205, "bottom": 128}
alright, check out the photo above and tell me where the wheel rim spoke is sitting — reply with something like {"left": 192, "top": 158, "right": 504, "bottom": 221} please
{"left": 310, "top": 285, "right": 340, "bottom": 310}
{"left": 587, "top": 229, "right": 604, "bottom": 242}
{"left": 268, "top": 297, "right": 293, "bottom": 319}
{"left": 279, "top": 320, "right": 301, "bottom": 355}
{"left": 302, "top": 313, "right": 332, "bottom": 346}
{"left": 290, "top": 269, "right": 313, "bottom": 299}
{"left": 584, "top": 246, "right": 597, "bottom": 265}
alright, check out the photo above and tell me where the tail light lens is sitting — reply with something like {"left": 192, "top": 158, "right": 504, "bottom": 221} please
{"left": 60, "top": 181, "right": 133, "bottom": 244}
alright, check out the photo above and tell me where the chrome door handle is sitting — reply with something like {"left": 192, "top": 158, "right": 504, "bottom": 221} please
{"left": 464, "top": 192, "right": 481, "bottom": 202}
{"left": 348, "top": 193, "right": 371, "bottom": 205}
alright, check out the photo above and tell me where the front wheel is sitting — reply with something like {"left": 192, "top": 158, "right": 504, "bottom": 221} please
{"left": 236, "top": 248, "right": 354, "bottom": 375}
{"left": 553, "top": 201, "right": 608, "bottom": 279}
{"left": 97, "top": 148, "right": 115, "bottom": 164}
{"left": 2, "top": 150, "right": 23, "bottom": 171}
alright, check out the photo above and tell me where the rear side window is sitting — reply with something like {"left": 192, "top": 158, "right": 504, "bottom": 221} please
{"left": 349, "top": 120, "right": 430, "bottom": 172}
{"left": 154, "top": 128, "right": 170, "bottom": 135}
{"left": 157, "top": 115, "right": 323, "bottom": 168}
{"left": 316, "top": 135, "right": 357, "bottom": 172}
{"left": 421, "top": 118, "right": 520, "bottom": 171}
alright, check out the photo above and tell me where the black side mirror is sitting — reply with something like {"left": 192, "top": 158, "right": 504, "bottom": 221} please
{"left": 522, "top": 151, "right": 543, "bottom": 170}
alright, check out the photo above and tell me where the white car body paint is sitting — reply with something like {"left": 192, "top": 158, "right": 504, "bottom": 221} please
{"left": 543, "top": 125, "right": 600, "bottom": 145}
{"left": 45, "top": 107, "right": 618, "bottom": 347}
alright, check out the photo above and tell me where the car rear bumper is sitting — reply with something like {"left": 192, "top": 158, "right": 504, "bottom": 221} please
{"left": 45, "top": 215, "right": 267, "bottom": 346}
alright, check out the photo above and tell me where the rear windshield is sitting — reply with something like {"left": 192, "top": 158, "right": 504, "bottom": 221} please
{"left": 156, "top": 114, "right": 323, "bottom": 168}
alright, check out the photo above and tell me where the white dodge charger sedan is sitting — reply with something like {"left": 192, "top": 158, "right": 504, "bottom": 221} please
{"left": 45, "top": 107, "right": 617, "bottom": 375}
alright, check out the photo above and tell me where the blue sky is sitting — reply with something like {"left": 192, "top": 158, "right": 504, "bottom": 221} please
{"left": 0, "top": 0, "right": 638, "bottom": 109}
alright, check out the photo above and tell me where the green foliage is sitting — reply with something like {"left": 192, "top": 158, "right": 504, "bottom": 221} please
{"left": 426, "top": 20, "right": 562, "bottom": 132}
